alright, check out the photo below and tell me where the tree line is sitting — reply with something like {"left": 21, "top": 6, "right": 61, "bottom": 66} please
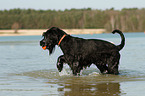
{"left": 0, "top": 8, "right": 145, "bottom": 32}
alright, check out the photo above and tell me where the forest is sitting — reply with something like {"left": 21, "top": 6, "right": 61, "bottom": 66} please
{"left": 0, "top": 8, "right": 145, "bottom": 32}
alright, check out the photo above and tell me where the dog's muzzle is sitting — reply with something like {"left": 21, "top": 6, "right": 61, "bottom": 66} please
{"left": 40, "top": 40, "right": 47, "bottom": 50}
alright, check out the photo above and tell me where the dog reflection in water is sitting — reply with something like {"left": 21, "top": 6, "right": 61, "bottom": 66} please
{"left": 40, "top": 27, "right": 125, "bottom": 76}
{"left": 57, "top": 82, "right": 121, "bottom": 96}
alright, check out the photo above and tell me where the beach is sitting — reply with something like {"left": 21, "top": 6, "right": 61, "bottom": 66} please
{"left": 0, "top": 29, "right": 106, "bottom": 36}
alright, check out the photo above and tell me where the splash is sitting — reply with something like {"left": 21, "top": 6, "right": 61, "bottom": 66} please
{"left": 88, "top": 72, "right": 100, "bottom": 76}
{"left": 59, "top": 65, "right": 72, "bottom": 76}
{"left": 58, "top": 64, "right": 100, "bottom": 76}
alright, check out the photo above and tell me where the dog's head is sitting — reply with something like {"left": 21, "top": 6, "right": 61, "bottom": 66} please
{"left": 40, "top": 27, "right": 66, "bottom": 55}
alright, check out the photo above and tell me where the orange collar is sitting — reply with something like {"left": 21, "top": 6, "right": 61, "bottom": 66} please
{"left": 58, "top": 34, "right": 66, "bottom": 46}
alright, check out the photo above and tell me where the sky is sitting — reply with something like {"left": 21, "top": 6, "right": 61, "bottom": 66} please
{"left": 0, "top": 0, "right": 145, "bottom": 10}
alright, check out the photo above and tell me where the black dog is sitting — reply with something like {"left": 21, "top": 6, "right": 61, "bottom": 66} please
{"left": 40, "top": 27, "right": 125, "bottom": 75}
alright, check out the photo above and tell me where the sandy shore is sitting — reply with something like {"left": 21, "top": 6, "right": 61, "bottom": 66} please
{"left": 0, "top": 29, "right": 106, "bottom": 36}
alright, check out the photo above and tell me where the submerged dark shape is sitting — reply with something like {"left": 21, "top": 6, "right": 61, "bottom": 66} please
{"left": 40, "top": 27, "right": 125, "bottom": 76}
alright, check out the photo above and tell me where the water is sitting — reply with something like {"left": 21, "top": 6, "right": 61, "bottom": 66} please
{"left": 0, "top": 32, "right": 145, "bottom": 96}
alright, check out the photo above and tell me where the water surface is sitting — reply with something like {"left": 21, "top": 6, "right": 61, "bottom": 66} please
{"left": 0, "top": 33, "right": 145, "bottom": 96}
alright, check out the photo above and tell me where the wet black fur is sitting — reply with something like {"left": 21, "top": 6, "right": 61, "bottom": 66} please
{"left": 40, "top": 27, "right": 125, "bottom": 75}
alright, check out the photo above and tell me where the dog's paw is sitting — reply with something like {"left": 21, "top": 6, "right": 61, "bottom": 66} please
{"left": 57, "top": 63, "right": 63, "bottom": 72}
{"left": 102, "top": 70, "right": 108, "bottom": 74}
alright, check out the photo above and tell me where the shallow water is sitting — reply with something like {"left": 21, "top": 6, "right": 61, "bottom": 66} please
{"left": 0, "top": 33, "right": 145, "bottom": 96}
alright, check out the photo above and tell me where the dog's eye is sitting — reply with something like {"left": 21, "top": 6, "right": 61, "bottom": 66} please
{"left": 42, "top": 32, "right": 46, "bottom": 36}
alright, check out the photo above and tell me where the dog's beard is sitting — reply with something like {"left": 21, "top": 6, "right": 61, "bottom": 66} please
{"left": 48, "top": 44, "right": 55, "bottom": 55}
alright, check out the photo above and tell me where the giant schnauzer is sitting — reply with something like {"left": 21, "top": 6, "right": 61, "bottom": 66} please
{"left": 40, "top": 27, "right": 125, "bottom": 75}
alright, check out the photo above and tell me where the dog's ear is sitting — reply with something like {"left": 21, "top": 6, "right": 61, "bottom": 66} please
{"left": 48, "top": 27, "right": 59, "bottom": 36}
{"left": 50, "top": 27, "right": 66, "bottom": 35}
{"left": 49, "top": 27, "right": 67, "bottom": 42}
{"left": 49, "top": 27, "right": 59, "bottom": 33}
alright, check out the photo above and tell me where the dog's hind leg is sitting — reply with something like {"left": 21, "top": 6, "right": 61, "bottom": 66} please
{"left": 107, "top": 53, "right": 120, "bottom": 75}
{"left": 56, "top": 55, "right": 66, "bottom": 72}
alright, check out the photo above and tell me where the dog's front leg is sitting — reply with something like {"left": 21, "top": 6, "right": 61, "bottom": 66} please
{"left": 72, "top": 61, "right": 84, "bottom": 76}
{"left": 56, "top": 55, "right": 66, "bottom": 72}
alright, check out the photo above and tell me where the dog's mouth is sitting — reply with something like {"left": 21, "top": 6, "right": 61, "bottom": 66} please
{"left": 42, "top": 46, "right": 47, "bottom": 50}
{"left": 40, "top": 40, "right": 47, "bottom": 50}
{"left": 40, "top": 40, "right": 56, "bottom": 55}
{"left": 40, "top": 43, "right": 47, "bottom": 50}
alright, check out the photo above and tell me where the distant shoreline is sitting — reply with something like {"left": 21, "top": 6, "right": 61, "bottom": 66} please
{"left": 0, "top": 29, "right": 106, "bottom": 36}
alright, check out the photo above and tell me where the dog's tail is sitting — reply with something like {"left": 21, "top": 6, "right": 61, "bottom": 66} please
{"left": 112, "top": 29, "right": 125, "bottom": 51}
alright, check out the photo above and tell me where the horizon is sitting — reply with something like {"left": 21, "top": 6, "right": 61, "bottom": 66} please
{"left": 0, "top": 0, "right": 145, "bottom": 11}
{"left": 0, "top": 7, "right": 144, "bottom": 11}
